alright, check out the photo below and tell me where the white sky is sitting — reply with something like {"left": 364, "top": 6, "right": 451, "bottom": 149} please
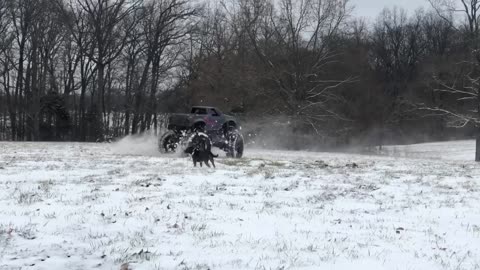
{"left": 351, "top": 0, "right": 431, "bottom": 20}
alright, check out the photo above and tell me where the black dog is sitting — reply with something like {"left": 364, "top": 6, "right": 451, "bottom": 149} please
{"left": 185, "top": 133, "right": 218, "bottom": 168}
{"left": 192, "top": 148, "right": 218, "bottom": 168}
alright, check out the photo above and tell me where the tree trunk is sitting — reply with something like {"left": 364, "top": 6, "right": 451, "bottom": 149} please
{"left": 14, "top": 37, "right": 26, "bottom": 141}
{"left": 94, "top": 62, "right": 105, "bottom": 140}
{"left": 79, "top": 58, "right": 88, "bottom": 141}
{"left": 132, "top": 51, "right": 154, "bottom": 134}
{"left": 123, "top": 57, "right": 134, "bottom": 135}
{"left": 31, "top": 38, "right": 42, "bottom": 141}
{"left": 145, "top": 54, "right": 160, "bottom": 131}
{"left": 3, "top": 65, "right": 15, "bottom": 141}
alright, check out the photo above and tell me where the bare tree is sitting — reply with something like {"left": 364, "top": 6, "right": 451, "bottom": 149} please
{"left": 8, "top": 0, "right": 38, "bottom": 140}
{"left": 121, "top": 10, "right": 144, "bottom": 135}
{"left": 28, "top": 0, "right": 67, "bottom": 140}
{"left": 368, "top": 7, "right": 427, "bottom": 146}
{"left": 75, "top": 0, "right": 139, "bottom": 140}
{"left": 239, "top": 0, "right": 354, "bottom": 134}
{"left": 0, "top": 0, "right": 14, "bottom": 140}
{"left": 56, "top": 0, "right": 95, "bottom": 140}
{"left": 131, "top": 0, "right": 196, "bottom": 134}
{"left": 422, "top": 10, "right": 455, "bottom": 56}
{"left": 425, "top": 0, "right": 480, "bottom": 160}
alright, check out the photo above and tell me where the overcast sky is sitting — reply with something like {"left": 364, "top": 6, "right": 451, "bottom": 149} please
{"left": 351, "top": 0, "right": 431, "bottom": 20}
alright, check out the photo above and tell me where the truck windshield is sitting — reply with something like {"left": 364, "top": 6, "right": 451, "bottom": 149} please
{"left": 191, "top": 108, "right": 207, "bottom": 115}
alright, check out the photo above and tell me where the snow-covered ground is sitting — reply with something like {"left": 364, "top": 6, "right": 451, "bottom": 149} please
{"left": 0, "top": 138, "right": 479, "bottom": 270}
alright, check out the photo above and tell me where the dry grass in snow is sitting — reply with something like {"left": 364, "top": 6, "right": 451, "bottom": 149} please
{"left": 0, "top": 139, "right": 479, "bottom": 270}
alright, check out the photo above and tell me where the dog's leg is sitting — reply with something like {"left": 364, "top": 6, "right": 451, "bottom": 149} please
{"left": 204, "top": 160, "right": 211, "bottom": 168}
{"left": 210, "top": 158, "right": 215, "bottom": 168}
{"left": 193, "top": 160, "right": 197, "bottom": 167}
{"left": 200, "top": 162, "right": 203, "bottom": 167}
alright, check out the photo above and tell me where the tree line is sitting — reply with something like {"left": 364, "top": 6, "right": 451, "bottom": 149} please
{"left": 0, "top": 0, "right": 195, "bottom": 141}
{"left": 1, "top": 0, "right": 480, "bottom": 157}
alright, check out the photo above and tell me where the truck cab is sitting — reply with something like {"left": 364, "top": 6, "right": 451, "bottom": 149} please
{"left": 190, "top": 106, "right": 224, "bottom": 131}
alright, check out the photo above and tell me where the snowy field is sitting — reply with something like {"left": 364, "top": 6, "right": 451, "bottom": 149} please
{"left": 0, "top": 138, "right": 479, "bottom": 270}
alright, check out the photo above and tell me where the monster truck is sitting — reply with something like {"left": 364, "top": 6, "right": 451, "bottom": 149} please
{"left": 159, "top": 106, "right": 244, "bottom": 158}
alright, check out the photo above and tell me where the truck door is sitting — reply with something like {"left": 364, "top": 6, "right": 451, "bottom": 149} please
{"left": 208, "top": 108, "right": 222, "bottom": 130}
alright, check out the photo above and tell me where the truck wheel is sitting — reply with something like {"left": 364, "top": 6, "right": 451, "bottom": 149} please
{"left": 159, "top": 131, "right": 180, "bottom": 153}
{"left": 226, "top": 130, "right": 244, "bottom": 158}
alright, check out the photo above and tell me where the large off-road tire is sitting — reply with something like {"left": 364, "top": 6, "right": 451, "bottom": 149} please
{"left": 226, "top": 129, "right": 244, "bottom": 158}
{"left": 159, "top": 131, "right": 180, "bottom": 153}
